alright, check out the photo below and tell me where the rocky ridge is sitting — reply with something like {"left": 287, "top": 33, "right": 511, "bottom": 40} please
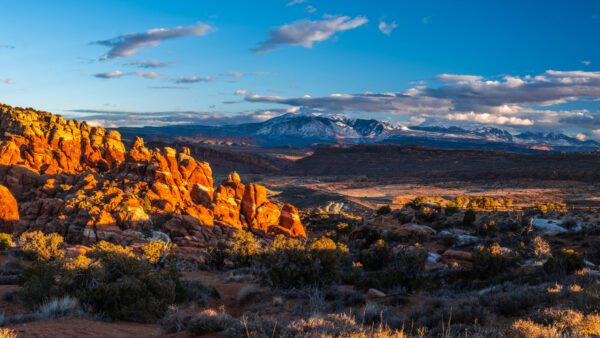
{"left": 0, "top": 103, "right": 305, "bottom": 258}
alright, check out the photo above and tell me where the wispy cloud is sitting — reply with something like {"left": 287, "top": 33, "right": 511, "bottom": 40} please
{"left": 0, "top": 44, "right": 14, "bottom": 49}
{"left": 433, "top": 74, "right": 484, "bottom": 82}
{"left": 94, "top": 22, "right": 215, "bottom": 60}
{"left": 94, "top": 71, "right": 126, "bottom": 79}
{"left": 149, "top": 85, "right": 190, "bottom": 90}
{"left": 581, "top": 60, "right": 591, "bottom": 66}
{"left": 305, "top": 5, "right": 317, "bottom": 13}
{"left": 134, "top": 71, "right": 162, "bottom": 79}
{"left": 64, "top": 107, "right": 295, "bottom": 127}
{"left": 171, "top": 76, "right": 217, "bottom": 83}
{"left": 125, "top": 60, "right": 168, "bottom": 68}
{"left": 253, "top": 15, "right": 368, "bottom": 54}
{"left": 422, "top": 16, "right": 431, "bottom": 24}
{"left": 378, "top": 19, "right": 398, "bottom": 36}
{"left": 226, "top": 72, "right": 244, "bottom": 78}
{"left": 94, "top": 70, "right": 162, "bottom": 79}
{"left": 445, "top": 112, "right": 533, "bottom": 125}
{"left": 286, "top": 0, "right": 307, "bottom": 6}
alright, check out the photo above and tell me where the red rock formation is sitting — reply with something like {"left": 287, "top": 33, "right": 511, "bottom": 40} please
{"left": 0, "top": 104, "right": 125, "bottom": 174}
{"left": 213, "top": 172, "right": 245, "bottom": 228}
{"left": 273, "top": 204, "right": 306, "bottom": 237}
{"left": 0, "top": 103, "right": 306, "bottom": 248}
{"left": 241, "top": 183, "right": 280, "bottom": 232}
{"left": 0, "top": 184, "right": 19, "bottom": 233}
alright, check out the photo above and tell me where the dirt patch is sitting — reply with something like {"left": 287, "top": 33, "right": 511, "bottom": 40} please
{"left": 7, "top": 318, "right": 164, "bottom": 338}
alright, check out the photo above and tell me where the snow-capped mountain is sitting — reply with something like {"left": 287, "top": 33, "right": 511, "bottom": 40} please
{"left": 116, "top": 113, "right": 600, "bottom": 152}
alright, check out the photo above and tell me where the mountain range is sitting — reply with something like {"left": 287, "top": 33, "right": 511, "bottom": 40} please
{"left": 116, "top": 113, "right": 600, "bottom": 153}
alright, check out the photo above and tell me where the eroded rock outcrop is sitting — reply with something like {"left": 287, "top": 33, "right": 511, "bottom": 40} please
{"left": 0, "top": 103, "right": 306, "bottom": 250}
{"left": 0, "top": 184, "right": 19, "bottom": 233}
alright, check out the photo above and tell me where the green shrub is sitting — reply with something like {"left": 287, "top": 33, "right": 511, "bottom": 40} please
{"left": 358, "top": 239, "right": 390, "bottom": 271}
{"left": 0, "top": 328, "right": 16, "bottom": 338}
{"left": 0, "top": 234, "right": 12, "bottom": 251}
{"left": 376, "top": 205, "right": 391, "bottom": 215}
{"left": 228, "top": 230, "right": 262, "bottom": 267}
{"left": 17, "top": 240, "right": 180, "bottom": 322}
{"left": 411, "top": 196, "right": 429, "bottom": 209}
{"left": 472, "top": 243, "right": 517, "bottom": 279}
{"left": 445, "top": 202, "right": 459, "bottom": 214}
{"left": 141, "top": 240, "right": 170, "bottom": 265}
{"left": 475, "top": 219, "right": 497, "bottom": 236}
{"left": 463, "top": 208, "right": 476, "bottom": 226}
{"left": 360, "top": 247, "right": 428, "bottom": 292}
{"left": 386, "top": 247, "right": 428, "bottom": 292}
{"left": 544, "top": 249, "right": 585, "bottom": 275}
{"left": 18, "top": 231, "right": 65, "bottom": 261}
{"left": 529, "top": 236, "right": 552, "bottom": 259}
{"left": 261, "top": 235, "right": 348, "bottom": 288}
{"left": 356, "top": 226, "right": 381, "bottom": 248}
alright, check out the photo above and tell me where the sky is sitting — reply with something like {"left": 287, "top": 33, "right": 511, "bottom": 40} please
{"left": 1, "top": 0, "right": 600, "bottom": 138}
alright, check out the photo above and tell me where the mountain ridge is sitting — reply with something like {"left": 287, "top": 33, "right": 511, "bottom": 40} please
{"left": 115, "top": 113, "right": 599, "bottom": 152}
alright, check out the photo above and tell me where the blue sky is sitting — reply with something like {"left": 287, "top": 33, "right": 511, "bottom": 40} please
{"left": 1, "top": 0, "right": 600, "bottom": 138}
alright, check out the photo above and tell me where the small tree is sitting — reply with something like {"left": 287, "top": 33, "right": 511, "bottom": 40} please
{"left": 543, "top": 249, "right": 585, "bottom": 275}
{"left": 18, "top": 231, "right": 65, "bottom": 261}
{"left": 142, "top": 240, "right": 169, "bottom": 265}
{"left": 411, "top": 196, "right": 429, "bottom": 209}
{"left": 228, "top": 230, "right": 262, "bottom": 267}
{"left": 376, "top": 205, "right": 392, "bottom": 215}
{"left": 0, "top": 233, "right": 12, "bottom": 251}
{"left": 472, "top": 243, "right": 517, "bottom": 278}
{"left": 463, "top": 208, "right": 476, "bottom": 226}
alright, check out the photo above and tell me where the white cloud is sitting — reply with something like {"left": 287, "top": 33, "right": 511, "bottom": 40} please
{"left": 286, "top": 0, "right": 307, "bottom": 6}
{"left": 581, "top": 60, "right": 591, "bottom": 66}
{"left": 149, "top": 85, "right": 189, "bottom": 90}
{"left": 172, "top": 76, "right": 217, "bottom": 83}
{"left": 235, "top": 89, "right": 252, "bottom": 95}
{"left": 94, "top": 71, "right": 126, "bottom": 79}
{"left": 240, "top": 69, "right": 600, "bottom": 127}
{"left": 378, "top": 19, "right": 398, "bottom": 36}
{"left": 94, "top": 22, "right": 215, "bottom": 60}
{"left": 134, "top": 71, "right": 162, "bottom": 79}
{"left": 253, "top": 15, "right": 368, "bottom": 54}
{"left": 126, "top": 60, "right": 168, "bottom": 68}
{"left": 94, "top": 71, "right": 162, "bottom": 79}
{"left": 305, "top": 5, "right": 317, "bottom": 13}
{"left": 544, "top": 70, "right": 600, "bottom": 79}
{"left": 445, "top": 112, "right": 534, "bottom": 125}
{"left": 226, "top": 72, "right": 244, "bottom": 78}
{"left": 65, "top": 108, "right": 293, "bottom": 127}
{"left": 434, "top": 74, "right": 484, "bottom": 82}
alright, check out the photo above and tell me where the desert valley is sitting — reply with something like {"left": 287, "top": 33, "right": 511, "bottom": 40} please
{"left": 2, "top": 1, "right": 600, "bottom": 337}
{"left": 0, "top": 101, "right": 599, "bottom": 337}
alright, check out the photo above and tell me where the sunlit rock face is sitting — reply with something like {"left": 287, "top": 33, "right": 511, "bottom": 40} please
{"left": 0, "top": 184, "right": 19, "bottom": 233}
{"left": 0, "top": 103, "right": 306, "bottom": 249}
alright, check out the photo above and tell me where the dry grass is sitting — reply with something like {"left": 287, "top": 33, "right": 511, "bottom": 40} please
{"left": 509, "top": 308, "right": 600, "bottom": 337}
{"left": 0, "top": 329, "right": 15, "bottom": 338}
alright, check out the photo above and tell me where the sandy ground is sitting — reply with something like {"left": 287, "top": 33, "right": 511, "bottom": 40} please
{"left": 7, "top": 319, "right": 164, "bottom": 338}
{"left": 258, "top": 176, "right": 600, "bottom": 209}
